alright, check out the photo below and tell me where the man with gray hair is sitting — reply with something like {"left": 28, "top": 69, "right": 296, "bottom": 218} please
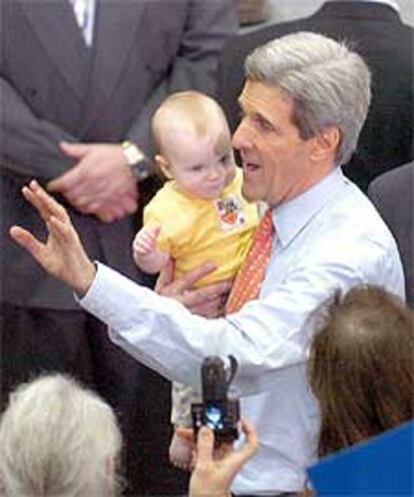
{"left": 219, "top": 0, "right": 413, "bottom": 191}
{"left": 10, "top": 32, "right": 404, "bottom": 496}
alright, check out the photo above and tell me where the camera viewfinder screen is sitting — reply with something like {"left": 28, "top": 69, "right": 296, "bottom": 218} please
{"left": 205, "top": 405, "right": 225, "bottom": 430}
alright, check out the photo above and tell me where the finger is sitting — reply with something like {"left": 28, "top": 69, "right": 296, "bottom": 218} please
{"left": 60, "top": 174, "right": 100, "bottom": 201}
{"left": 47, "top": 166, "right": 83, "bottom": 192}
{"left": 195, "top": 426, "right": 215, "bottom": 464}
{"left": 155, "top": 259, "right": 175, "bottom": 293}
{"left": 80, "top": 200, "right": 104, "bottom": 214}
{"left": 18, "top": 207, "right": 78, "bottom": 250}
{"left": 22, "top": 181, "right": 69, "bottom": 223}
{"left": 21, "top": 185, "right": 77, "bottom": 245}
{"left": 48, "top": 214, "right": 81, "bottom": 245}
{"left": 189, "top": 450, "right": 197, "bottom": 472}
{"left": 190, "top": 298, "right": 223, "bottom": 318}
{"left": 96, "top": 211, "right": 115, "bottom": 223}
{"left": 130, "top": 190, "right": 140, "bottom": 203}
{"left": 124, "top": 185, "right": 139, "bottom": 202}
{"left": 135, "top": 239, "right": 153, "bottom": 254}
{"left": 65, "top": 190, "right": 99, "bottom": 209}
{"left": 182, "top": 284, "right": 227, "bottom": 309}
{"left": 21, "top": 185, "right": 53, "bottom": 222}
{"left": 200, "top": 280, "right": 232, "bottom": 301}
{"left": 75, "top": 192, "right": 137, "bottom": 216}
{"left": 177, "top": 262, "right": 217, "bottom": 292}
{"left": 213, "top": 441, "right": 234, "bottom": 459}
{"left": 110, "top": 205, "right": 128, "bottom": 221}
{"left": 228, "top": 419, "right": 259, "bottom": 464}
{"left": 160, "top": 262, "right": 218, "bottom": 299}
{"left": 140, "top": 230, "right": 156, "bottom": 246}
{"left": 147, "top": 223, "right": 162, "bottom": 238}
{"left": 59, "top": 141, "right": 90, "bottom": 159}
{"left": 191, "top": 293, "right": 221, "bottom": 309}
{"left": 9, "top": 226, "right": 47, "bottom": 264}
{"left": 122, "top": 196, "right": 138, "bottom": 215}
{"left": 92, "top": 201, "right": 126, "bottom": 222}
{"left": 132, "top": 236, "right": 143, "bottom": 251}
{"left": 132, "top": 240, "right": 146, "bottom": 253}
{"left": 139, "top": 235, "right": 152, "bottom": 248}
{"left": 241, "top": 419, "right": 259, "bottom": 448}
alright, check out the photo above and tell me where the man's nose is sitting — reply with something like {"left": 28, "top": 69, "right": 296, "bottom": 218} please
{"left": 232, "top": 120, "right": 250, "bottom": 151}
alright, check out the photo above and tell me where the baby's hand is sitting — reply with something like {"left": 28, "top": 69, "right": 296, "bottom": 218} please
{"left": 133, "top": 224, "right": 161, "bottom": 257}
{"left": 132, "top": 223, "right": 170, "bottom": 273}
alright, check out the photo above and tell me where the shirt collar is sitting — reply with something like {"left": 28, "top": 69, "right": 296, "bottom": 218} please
{"left": 272, "top": 167, "right": 347, "bottom": 248}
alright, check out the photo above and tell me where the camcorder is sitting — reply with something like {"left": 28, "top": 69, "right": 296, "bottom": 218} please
{"left": 191, "top": 355, "right": 240, "bottom": 443}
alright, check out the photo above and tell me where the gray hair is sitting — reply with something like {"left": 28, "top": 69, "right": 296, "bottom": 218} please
{"left": 0, "top": 374, "right": 123, "bottom": 497}
{"left": 245, "top": 31, "right": 371, "bottom": 166}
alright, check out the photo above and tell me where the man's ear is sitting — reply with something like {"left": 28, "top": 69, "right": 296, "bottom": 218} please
{"left": 155, "top": 154, "right": 173, "bottom": 179}
{"left": 310, "top": 127, "right": 341, "bottom": 162}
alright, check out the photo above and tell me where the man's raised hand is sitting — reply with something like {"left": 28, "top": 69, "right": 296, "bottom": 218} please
{"left": 9, "top": 180, "right": 96, "bottom": 296}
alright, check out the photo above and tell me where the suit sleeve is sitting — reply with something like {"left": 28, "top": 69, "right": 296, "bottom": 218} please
{"left": 126, "top": 0, "right": 237, "bottom": 156}
{"left": 0, "top": 76, "right": 76, "bottom": 179}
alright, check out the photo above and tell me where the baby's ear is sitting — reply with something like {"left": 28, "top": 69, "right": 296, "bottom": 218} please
{"left": 155, "top": 154, "right": 173, "bottom": 179}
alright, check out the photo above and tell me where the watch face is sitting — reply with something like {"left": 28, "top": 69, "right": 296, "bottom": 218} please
{"left": 133, "top": 160, "right": 151, "bottom": 180}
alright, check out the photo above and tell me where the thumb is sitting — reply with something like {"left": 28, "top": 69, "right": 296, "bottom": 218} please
{"left": 195, "top": 426, "right": 215, "bottom": 464}
{"left": 9, "top": 226, "right": 46, "bottom": 267}
{"left": 149, "top": 223, "right": 162, "bottom": 240}
{"left": 59, "top": 141, "right": 90, "bottom": 159}
{"left": 155, "top": 258, "right": 175, "bottom": 293}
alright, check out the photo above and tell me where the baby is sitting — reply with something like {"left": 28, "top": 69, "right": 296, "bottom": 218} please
{"left": 132, "top": 91, "right": 258, "bottom": 468}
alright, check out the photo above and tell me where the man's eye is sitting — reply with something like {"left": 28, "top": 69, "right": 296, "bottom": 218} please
{"left": 191, "top": 165, "right": 203, "bottom": 172}
{"left": 254, "top": 115, "right": 274, "bottom": 132}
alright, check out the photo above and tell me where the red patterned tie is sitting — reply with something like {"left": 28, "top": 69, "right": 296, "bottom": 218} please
{"left": 225, "top": 209, "right": 273, "bottom": 315}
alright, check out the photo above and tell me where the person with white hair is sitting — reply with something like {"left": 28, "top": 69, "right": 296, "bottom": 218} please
{"left": 0, "top": 374, "right": 123, "bottom": 497}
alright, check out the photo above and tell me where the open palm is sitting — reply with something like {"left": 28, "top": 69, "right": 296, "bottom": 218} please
{"left": 9, "top": 180, "right": 96, "bottom": 295}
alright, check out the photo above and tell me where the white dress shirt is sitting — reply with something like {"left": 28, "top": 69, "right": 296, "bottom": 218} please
{"left": 80, "top": 168, "right": 404, "bottom": 494}
{"left": 69, "top": 0, "right": 96, "bottom": 45}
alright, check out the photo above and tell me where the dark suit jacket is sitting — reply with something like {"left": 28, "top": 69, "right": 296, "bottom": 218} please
{"left": 218, "top": 1, "right": 413, "bottom": 191}
{"left": 368, "top": 162, "right": 413, "bottom": 307}
{"left": 0, "top": 0, "right": 237, "bottom": 309}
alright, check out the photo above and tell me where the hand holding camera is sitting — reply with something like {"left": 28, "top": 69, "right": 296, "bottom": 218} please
{"left": 189, "top": 419, "right": 258, "bottom": 497}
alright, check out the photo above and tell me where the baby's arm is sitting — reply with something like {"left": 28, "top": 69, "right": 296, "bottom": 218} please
{"left": 132, "top": 224, "right": 170, "bottom": 274}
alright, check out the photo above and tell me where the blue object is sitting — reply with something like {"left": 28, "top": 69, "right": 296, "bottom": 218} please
{"left": 307, "top": 421, "right": 414, "bottom": 496}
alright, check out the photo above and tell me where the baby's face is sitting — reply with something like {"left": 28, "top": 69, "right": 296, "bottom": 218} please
{"left": 168, "top": 128, "right": 236, "bottom": 200}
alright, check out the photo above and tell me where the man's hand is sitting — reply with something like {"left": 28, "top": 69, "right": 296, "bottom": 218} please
{"left": 9, "top": 180, "right": 96, "bottom": 296}
{"left": 47, "top": 141, "right": 139, "bottom": 223}
{"left": 189, "top": 420, "right": 258, "bottom": 497}
{"left": 155, "top": 261, "right": 232, "bottom": 318}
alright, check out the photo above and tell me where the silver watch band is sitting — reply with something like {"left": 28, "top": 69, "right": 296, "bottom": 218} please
{"left": 122, "top": 141, "right": 152, "bottom": 180}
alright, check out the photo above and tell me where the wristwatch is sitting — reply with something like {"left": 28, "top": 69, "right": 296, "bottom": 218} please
{"left": 121, "top": 141, "right": 152, "bottom": 181}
